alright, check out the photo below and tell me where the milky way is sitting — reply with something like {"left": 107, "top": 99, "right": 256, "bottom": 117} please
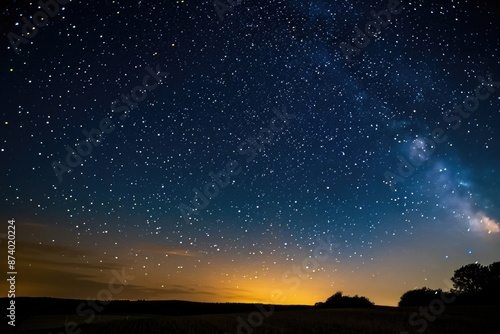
{"left": 1, "top": 0, "right": 499, "bottom": 305}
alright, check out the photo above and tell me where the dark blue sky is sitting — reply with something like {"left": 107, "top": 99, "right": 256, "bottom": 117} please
{"left": 1, "top": 0, "right": 499, "bottom": 305}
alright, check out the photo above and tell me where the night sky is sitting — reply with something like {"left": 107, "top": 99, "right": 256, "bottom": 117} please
{"left": 1, "top": 0, "right": 500, "bottom": 306}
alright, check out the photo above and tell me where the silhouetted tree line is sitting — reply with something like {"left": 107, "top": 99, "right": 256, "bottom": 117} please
{"left": 399, "top": 261, "right": 500, "bottom": 306}
{"left": 315, "top": 291, "right": 374, "bottom": 308}
{"left": 0, "top": 297, "right": 313, "bottom": 317}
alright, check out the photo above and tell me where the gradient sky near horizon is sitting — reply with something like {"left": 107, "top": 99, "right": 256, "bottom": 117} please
{"left": 1, "top": 0, "right": 500, "bottom": 306}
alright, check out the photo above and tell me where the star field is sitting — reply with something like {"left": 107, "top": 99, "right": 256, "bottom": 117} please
{"left": 1, "top": 0, "right": 499, "bottom": 305}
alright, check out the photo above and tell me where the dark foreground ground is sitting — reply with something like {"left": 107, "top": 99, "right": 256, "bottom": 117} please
{"left": 2, "top": 298, "right": 499, "bottom": 334}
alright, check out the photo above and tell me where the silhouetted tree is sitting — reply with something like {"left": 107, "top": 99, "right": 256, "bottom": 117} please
{"left": 450, "top": 261, "right": 500, "bottom": 305}
{"left": 485, "top": 261, "right": 500, "bottom": 294}
{"left": 316, "top": 291, "right": 374, "bottom": 308}
{"left": 397, "top": 261, "right": 500, "bottom": 307}
{"left": 451, "top": 263, "right": 488, "bottom": 294}
{"left": 398, "top": 287, "right": 443, "bottom": 307}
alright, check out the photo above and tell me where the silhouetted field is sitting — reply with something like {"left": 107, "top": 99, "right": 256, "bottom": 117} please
{"left": 2, "top": 298, "right": 499, "bottom": 333}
